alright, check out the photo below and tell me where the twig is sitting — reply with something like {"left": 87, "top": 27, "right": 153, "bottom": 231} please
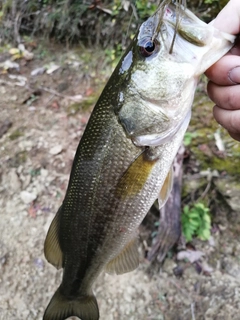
{"left": 39, "top": 86, "right": 83, "bottom": 101}
{"left": 147, "top": 145, "right": 185, "bottom": 262}
{"left": 0, "top": 79, "right": 16, "bottom": 87}
{"left": 191, "top": 302, "right": 196, "bottom": 320}
{"left": 169, "top": 279, "right": 197, "bottom": 320}
{"left": 44, "top": 94, "right": 55, "bottom": 108}
{"left": 169, "top": 279, "right": 189, "bottom": 298}
{"left": 14, "top": 11, "right": 21, "bottom": 44}
{"left": 96, "top": 5, "right": 113, "bottom": 15}
{"left": 198, "top": 180, "right": 211, "bottom": 200}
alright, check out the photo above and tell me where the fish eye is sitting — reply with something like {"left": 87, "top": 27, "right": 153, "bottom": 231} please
{"left": 139, "top": 39, "right": 158, "bottom": 58}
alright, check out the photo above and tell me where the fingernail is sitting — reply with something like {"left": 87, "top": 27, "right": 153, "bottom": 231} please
{"left": 229, "top": 66, "right": 240, "bottom": 84}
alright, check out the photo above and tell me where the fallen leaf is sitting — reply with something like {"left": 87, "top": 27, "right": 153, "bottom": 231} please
{"left": 177, "top": 250, "right": 205, "bottom": 263}
{"left": 9, "top": 48, "right": 20, "bottom": 55}
{"left": 46, "top": 63, "right": 60, "bottom": 74}
{"left": 0, "top": 60, "right": 20, "bottom": 71}
{"left": 28, "top": 205, "right": 37, "bottom": 218}
{"left": 86, "top": 87, "right": 94, "bottom": 96}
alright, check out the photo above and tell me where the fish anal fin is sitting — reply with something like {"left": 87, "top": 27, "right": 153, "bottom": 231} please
{"left": 158, "top": 165, "right": 173, "bottom": 209}
{"left": 105, "top": 238, "right": 139, "bottom": 275}
{"left": 44, "top": 206, "right": 63, "bottom": 270}
{"left": 43, "top": 287, "right": 99, "bottom": 320}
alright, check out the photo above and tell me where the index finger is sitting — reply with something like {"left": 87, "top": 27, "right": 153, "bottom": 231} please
{"left": 205, "top": 54, "right": 240, "bottom": 85}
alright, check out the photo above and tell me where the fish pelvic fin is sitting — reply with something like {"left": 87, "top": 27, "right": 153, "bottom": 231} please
{"left": 44, "top": 206, "right": 63, "bottom": 269}
{"left": 105, "top": 237, "right": 139, "bottom": 275}
{"left": 43, "top": 287, "right": 99, "bottom": 320}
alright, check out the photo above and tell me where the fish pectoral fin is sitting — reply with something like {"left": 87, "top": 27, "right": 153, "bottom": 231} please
{"left": 105, "top": 237, "right": 139, "bottom": 275}
{"left": 43, "top": 286, "right": 99, "bottom": 320}
{"left": 158, "top": 165, "right": 174, "bottom": 209}
{"left": 115, "top": 152, "right": 156, "bottom": 198}
{"left": 44, "top": 206, "right": 63, "bottom": 269}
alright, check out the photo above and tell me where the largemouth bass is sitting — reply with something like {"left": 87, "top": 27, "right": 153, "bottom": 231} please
{"left": 43, "top": 2, "right": 235, "bottom": 320}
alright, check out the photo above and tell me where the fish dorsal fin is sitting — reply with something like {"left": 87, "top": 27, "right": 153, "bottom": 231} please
{"left": 44, "top": 206, "right": 63, "bottom": 270}
{"left": 105, "top": 238, "right": 139, "bottom": 275}
{"left": 158, "top": 165, "right": 174, "bottom": 209}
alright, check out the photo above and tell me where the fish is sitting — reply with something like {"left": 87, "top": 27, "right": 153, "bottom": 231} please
{"left": 43, "top": 2, "right": 235, "bottom": 320}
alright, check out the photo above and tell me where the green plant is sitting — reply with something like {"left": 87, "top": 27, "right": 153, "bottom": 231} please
{"left": 104, "top": 44, "right": 123, "bottom": 67}
{"left": 183, "top": 131, "right": 198, "bottom": 146}
{"left": 135, "top": 0, "right": 157, "bottom": 20}
{"left": 204, "top": 0, "right": 216, "bottom": 3}
{"left": 181, "top": 203, "right": 211, "bottom": 242}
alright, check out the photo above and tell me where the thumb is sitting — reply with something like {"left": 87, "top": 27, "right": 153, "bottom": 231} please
{"left": 211, "top": 0, "right": 240, "bottom": 35}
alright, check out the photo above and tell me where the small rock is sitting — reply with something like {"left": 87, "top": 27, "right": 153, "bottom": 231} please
{"left": 28, "top": 106, "right": 36, "bottom": 111}
{"left": 162, "top": 259, "right": 177, "bottom": 274}
{"left": 20, "top": 191, "right": 37, "bottom": 204}
{"left": 40, "top": 168, "right": 48, "bottom": 178}
{"left": 201, "top": 261, "right": 214, "bottom": 274}
{"left": 18, "top": 140, "right": 33, "bottom": 151}
{"left": 57, "top": 82, "right": 69, "bottom": 92}
{"left": 208, "top": 236, "right": 215, "bottom": 247}
{"left": 70, "top": 94, "right": 83, "bottom": 102}
{"left": 9, "top": 169, "right": 21, "bottom": 192}
{"left": 21, "top": 174, "right": 31, "bottom": 189}
{"left": 49, "top": 145, "right": 63, "bottom": 155}
{"left": 34, "top": 258, "right": 44, "bottom": 269}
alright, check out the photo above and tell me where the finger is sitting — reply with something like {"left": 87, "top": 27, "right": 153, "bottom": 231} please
{"left": 213, "top": 105, "right": 240, "bottom": 134}
{"left": 207, "top": 82, "right": 240, "bottom": 110}
{"left": 205, "top": 55, "right": 240, "bottom": 85}
{"left": 230, "top": 36, "right": 240, "bottom": 56}
{"left": 212, "top": 0, "right": 240, "bottom": 34}
{"left": 228, "top": 131, "right": 240, "bottom": 141}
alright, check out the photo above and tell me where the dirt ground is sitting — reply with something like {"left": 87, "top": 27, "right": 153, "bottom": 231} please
{"left": 1, "top": 43, "right": 240, "bottom": 320}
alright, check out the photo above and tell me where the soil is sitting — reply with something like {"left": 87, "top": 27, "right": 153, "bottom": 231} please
{"left": 0, "top": 43, "right": 240, "bottom": 320}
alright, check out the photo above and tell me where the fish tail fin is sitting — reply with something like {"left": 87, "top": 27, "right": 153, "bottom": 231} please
{"left": 43, "top": 287, "right": 99, "bottom": 320}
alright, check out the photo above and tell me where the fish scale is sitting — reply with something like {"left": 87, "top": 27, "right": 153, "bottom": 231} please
{"left": 43, "top": 2, "right": 235, "bottom": 320}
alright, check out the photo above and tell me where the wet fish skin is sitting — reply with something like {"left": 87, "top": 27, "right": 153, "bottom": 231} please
{"left": 43, "top": 2, "right": 235, "bottom": 320}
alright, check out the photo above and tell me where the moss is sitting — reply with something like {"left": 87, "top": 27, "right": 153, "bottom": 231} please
{"left": 81, "top": 95, "right": 98, "bottom": 111}
{"left": 9, "top": 129, "right": 24, "bottom": 140}
{"left": 8, "top": 151, "right": 27, "bottom": 167}
{"left": 187, "top": 93, "right": 240, "bottom": 177}
{"left": 190, "top": 142, "right": 240, "bottom": 176}
{"left": 67, "top": 103, "right": 82, "bottom": 115}
{"left": 67, "top": 95, "right": 98, "bottom": 115}
{"left": 182, "top": 177, "right": 207, "bottom": 199}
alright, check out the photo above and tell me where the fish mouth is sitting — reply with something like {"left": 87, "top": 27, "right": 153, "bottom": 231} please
{"left": 152, "top": 1, "right": 207, "bottom": 53}
{"left": 152, "top": 1, "right": 185, "bottom": 47}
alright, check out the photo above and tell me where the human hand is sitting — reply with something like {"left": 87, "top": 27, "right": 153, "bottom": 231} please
{"left": 205, "top": 0, "right": 240, "bottom": 141}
